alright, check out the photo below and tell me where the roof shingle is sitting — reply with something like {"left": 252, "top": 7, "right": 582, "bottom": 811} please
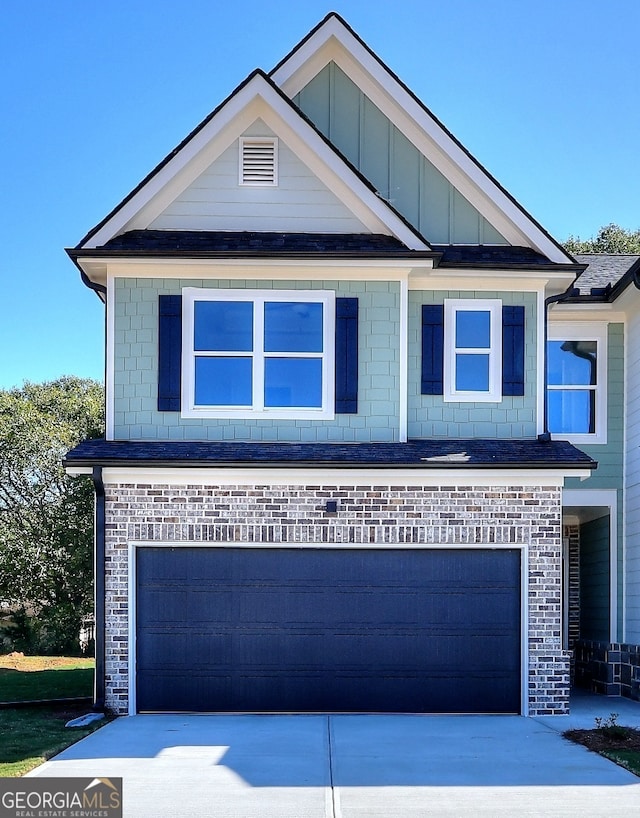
{"left": 65, "top": 438, "right": 595, "bottom": 470}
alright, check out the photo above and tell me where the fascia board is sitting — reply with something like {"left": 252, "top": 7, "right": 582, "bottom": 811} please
{"left": 272, "top": 18, "right": 572, "bottom": 264}
{"left": 409, "top": 269, "right": 576, "bottom": 295}
{"left": 549, "top": 305, "right": 627, "bottom": 322}
{"left": 77, "top": 258, "right": 431, "bottom": 279}
{"left": 98, "top": 466, "right": 579, "bottom": 487}
{"left": 82, "top": 73, "right": 429, "bottom": 251}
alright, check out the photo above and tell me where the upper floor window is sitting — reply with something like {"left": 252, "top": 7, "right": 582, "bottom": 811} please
{"left": 443, "top": 299, "right": 502, "bottom": 402}
{"left": 181, "top": 288, "right": 335, "bottom": 419}
{"left": 547, "top": 323, "right": 607, "bottom": 444}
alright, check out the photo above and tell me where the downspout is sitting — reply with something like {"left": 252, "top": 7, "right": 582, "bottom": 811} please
{"left": 91, "top": 466, "right": 106, "bottom": 711}
{"left": 540, "top": 283, "right": 579, "bottom": 440}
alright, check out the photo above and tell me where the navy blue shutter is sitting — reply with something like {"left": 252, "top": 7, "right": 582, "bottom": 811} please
{"left": 502, "top": 306, "right": 525, "bottom": 396}
{"left": 158, "top": 295, "right": 182, "bottom": 411}
{"left": 421, "top": 305, "right": 444, "bottom": 395}
{"left": 335, "top": 298, "right": 358, "bottom": 413}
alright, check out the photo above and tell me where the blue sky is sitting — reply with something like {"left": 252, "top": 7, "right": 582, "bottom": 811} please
{"left": 1, "top": 0, "right": 638, "bottom": 389}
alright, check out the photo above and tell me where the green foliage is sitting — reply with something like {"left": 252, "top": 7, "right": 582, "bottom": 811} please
{"left": 0, "top": 377, "right": 104, "bottom": 654}
{"left": 0, "top": 705, "right": 102, "bottom": 777}
{"left": 564, "top": 223, "right": 640, "bottom": 254}
{"left": 594, "top": 712, "right": 631, "bottom": 741}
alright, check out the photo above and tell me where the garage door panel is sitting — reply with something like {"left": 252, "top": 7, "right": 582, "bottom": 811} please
{"left": 136, "top": 547, "right": 521, "bottom": 713}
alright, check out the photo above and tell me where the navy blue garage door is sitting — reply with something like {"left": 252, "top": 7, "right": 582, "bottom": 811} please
{"left": 136, "top": 547, "right": 521, "bottom": 713}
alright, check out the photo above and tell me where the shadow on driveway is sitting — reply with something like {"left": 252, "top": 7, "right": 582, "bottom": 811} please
{"left": 35, "top": 712, "right": 639, "bottom": 787}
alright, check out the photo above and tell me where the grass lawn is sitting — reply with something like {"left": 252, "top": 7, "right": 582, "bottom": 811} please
{"left": 0, "top": 654, "right": 94, "bottom": 702}
{"left": 0, "top": 655, "right": 102, "bottom": 777}
{"left": 0, "top": 703, "right": 103, "bottom": 777}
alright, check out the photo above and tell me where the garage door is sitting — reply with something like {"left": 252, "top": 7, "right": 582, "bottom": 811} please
{"left": 135, "top": 547, "right": 521, "bottom": 713}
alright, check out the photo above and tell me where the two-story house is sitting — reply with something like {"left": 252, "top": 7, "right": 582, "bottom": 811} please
{"left": 65, "top": 13, "right": 622, "bottom": 717}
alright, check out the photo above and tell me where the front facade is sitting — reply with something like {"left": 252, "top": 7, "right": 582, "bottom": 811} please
{"left": 64, "top": 14, "right": 634, "bottom": 717}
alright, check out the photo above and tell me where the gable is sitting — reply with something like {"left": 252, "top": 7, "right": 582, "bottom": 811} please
{"left": 76, "top": 71, "right": 429, "bottom": 253}
{"left": 294, "top": 62, "right": 508, "bottom": 246}
{"left": 272, "top": 14, "right": 574, "bottom": 264}
{"left": 149, "top": 119, "right": 369, "bottom": 234}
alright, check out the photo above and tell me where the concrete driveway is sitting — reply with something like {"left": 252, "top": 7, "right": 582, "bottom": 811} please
{"left": 29, "top": 695, "right": 640, "bottom": 817}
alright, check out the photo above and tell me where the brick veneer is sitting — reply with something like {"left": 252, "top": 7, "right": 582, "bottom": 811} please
{"left": 102, "top": 479, "right": 568, "bottom": 716}
{"left": 575, "top": 640, "right": 640, "bottom": 700}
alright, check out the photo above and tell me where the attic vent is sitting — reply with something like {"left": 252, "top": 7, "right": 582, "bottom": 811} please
{"left": 239, "top": 137, "right": 278, "bottom": 186}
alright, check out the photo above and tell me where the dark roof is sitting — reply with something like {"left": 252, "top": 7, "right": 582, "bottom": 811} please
{"left": 74, "top": 230, "right": 437, "bottom": 259}
{"left": 71, "top": 231, "right": 586, "bottom": 270}
{"left": 573, "top": 254, "right": 640, "bottom": 295}
{"left": 431, "top": 245, "right": 580, "bottom": 270}
{"left": 65, "top": 438, "right": 595, "bottom": 470}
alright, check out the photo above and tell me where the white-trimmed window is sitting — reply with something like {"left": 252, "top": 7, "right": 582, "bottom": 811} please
{"left": 443, "top": 299, "right": 502, "bottom": 402}
{"left": 547, "top": 322, "right": 607, "bottom": 444}
{"left": 239, "top": 137, "right": 278, "bottom": 186}
{"left": 181, "top": 288, "right": 335, "bottom": 419}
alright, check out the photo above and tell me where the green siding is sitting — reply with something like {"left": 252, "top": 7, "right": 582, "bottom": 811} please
{"left": 407, "top": 290, "right": 538, "bottom": 438}
{"left": 580, "top": 515, "right": 611, "bottom": 641}
{"left": 564, "top": 323, "right": 624, "bottom": 635}
{"left": 113, "top": 278, "right": 401, "bottom": 442}
{"left": 294, "top": 62, "right": 508, "bottom": 246}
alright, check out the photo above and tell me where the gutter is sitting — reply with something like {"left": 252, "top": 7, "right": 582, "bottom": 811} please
{"left": 541, "top": 281, "right": 581, "bottom": 439}
{"left": 91, "top": 466, "right": 106, "bottom": 712}
{"left": 67, "top": 456, "right": 595, "bottom": 471}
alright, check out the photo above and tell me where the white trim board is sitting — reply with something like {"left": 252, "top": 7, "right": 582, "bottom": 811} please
{"left": 88, "top": 466, "right": 582, "bottom": 486}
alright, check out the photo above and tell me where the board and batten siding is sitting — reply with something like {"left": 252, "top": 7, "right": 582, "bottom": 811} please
{"left": 112, "top": 277, "right": 401, "bottom": 442}
{"left": 407, "top": 290, "right": 538, "bottom": 439}
{"left": 149, "top": 120, "right": 368, "bottom": 233}
{"left": 294, "top": 62, "right": 508, "bottom": 246}
{"left": 626, "top": 308, "right": 640, "bottom": 642}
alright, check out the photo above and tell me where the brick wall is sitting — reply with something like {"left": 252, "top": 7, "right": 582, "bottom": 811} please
{"left": 102, "top": 479, "right": 568, "bottom": 716}
{"left": 575, "top": 640, "right": 640, "bottom": 700}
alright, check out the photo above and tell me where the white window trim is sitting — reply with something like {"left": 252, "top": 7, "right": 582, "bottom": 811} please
{"left": 547, "top": 321, "right": 607, "bottom": 445}
{"left": 181, "top": 287, "right": 335, "bottom": 420}
{"left": 443, "top": 299, "right": 502, "bottom": 403}
{"left": 239, "top": 137, "right": 278, "bottom": 186}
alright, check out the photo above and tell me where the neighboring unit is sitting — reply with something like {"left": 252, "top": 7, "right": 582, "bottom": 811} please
{"left": 67, "top": 14, "right": 640, "bottom": 717}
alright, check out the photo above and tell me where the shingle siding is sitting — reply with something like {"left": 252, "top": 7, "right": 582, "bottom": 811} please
{"left": 408, "top": 290, "right": 538, "bottom": 438}
{"left": 113, "top": 277, "right": 401, "bottom": 441}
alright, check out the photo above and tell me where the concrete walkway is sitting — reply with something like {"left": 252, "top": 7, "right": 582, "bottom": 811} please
{"left": 28, "top": 695, "right": 640, "bottom": 817}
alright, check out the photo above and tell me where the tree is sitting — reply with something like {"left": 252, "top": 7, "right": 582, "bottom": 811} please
{"left": 564, "top": 223, "right": 640, "bottom": 254}
{"left": 0, "top": 377, "right": 104, "bottom": 654}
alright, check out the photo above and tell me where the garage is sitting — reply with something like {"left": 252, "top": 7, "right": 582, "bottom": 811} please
{"left": 135, "top": 546, "right": 521, "bottom": 714}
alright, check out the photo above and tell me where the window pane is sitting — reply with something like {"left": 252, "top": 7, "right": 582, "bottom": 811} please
{"left": 194, "top": 301, "right": 253, "bottom": 351}
{"left": 548, "top": 389, "right": 595, "bottom": 434}
{"left": 264, "top": 358, "right": 322, "bottom": 407}
{"left": 194, "top": 357, "right": 252, "bottom": 405}
{"left": 456, "top": 353, "right": 489, "bottom": 391}
{"left": 264, "top": 302, "right": 323, "bottom": 352}
{"left": 456, "top": 310, "right": 490, "bottom": 349}
{"left": 547, "top": 340, "right": 597, "bottom": 386}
